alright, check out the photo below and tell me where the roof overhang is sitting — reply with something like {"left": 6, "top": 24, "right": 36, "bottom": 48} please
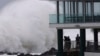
{"left": 48, "top": 0, "right": 100, "bottom": 2}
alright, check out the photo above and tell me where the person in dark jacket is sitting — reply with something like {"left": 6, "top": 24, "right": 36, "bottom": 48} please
{"left": 76, "top": 34, "right": 80, "bottom": 49}
{"left": 64, "top": 36, "right": 71, "bottom": 51}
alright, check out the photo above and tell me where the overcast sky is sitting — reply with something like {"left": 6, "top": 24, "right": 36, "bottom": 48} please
{"left": 0, "top": 0, "right": 13, "bottom": 10}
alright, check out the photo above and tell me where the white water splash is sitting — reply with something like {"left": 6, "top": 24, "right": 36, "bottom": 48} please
{"left": 0, "top": 0, "right": 57, "bottom": 53}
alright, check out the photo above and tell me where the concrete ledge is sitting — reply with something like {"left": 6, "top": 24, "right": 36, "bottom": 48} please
{"left": 85, "top": 52, "right": 100, "bottom": 56}
{"left": 49, "top": 23, "right": 100, "bottom": 29}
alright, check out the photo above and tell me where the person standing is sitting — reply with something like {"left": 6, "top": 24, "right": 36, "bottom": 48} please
{"left": 64, "top": 36, "right": 71, "bottom": 51}
{"left": 76, "top": 34, "right": 80, "bottom": 49}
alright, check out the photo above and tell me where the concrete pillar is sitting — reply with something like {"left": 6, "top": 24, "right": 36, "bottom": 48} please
{"left": 93, "top": 29, "right": 98, "bottom": 51}
{"left": 56, "top": 1, "right": 63, "bottom": 56}
{"left": 80, "top": 29, "right": 86, "bottom": 56}
{"left": 57, "top": 29, "right": 63, "bottom": 56}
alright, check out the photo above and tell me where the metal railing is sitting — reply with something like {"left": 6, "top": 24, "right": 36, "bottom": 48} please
{"left": 49, "top": 1, "right": 100, "bottom": 24}
{"left": 63, "top": 40, "right": 100, "bottom": 52}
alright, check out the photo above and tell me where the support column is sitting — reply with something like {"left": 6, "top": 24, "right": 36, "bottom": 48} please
{"left": 57, "top": 29, "right": 63, "bottom": 56}
{"left": 93, "top": 29, "right": 98, "bottom": 51}
{"left": 56, "top": 1, "right": 63, "bottom": 56}
{"left": 80, "top": 29, "right": 86, "bottom": 56}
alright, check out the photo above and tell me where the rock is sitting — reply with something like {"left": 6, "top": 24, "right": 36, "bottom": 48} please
{"left": 40, "top": 47, "right": 57, "bottom": 56}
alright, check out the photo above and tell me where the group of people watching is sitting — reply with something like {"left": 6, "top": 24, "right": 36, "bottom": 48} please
{"left": 64, "top": 34, "right": 80, "bottom": 51}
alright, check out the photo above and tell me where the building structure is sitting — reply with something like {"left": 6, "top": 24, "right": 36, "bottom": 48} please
{"left": 49, "top": 0, "right": 100, "bottom": 56}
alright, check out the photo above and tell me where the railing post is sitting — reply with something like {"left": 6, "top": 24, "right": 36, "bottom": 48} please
{"left": 57, "top": 1, "right": 59, "bottom": 23}
{"left": 63, "top": 1, "right": 66, "bottom": 23}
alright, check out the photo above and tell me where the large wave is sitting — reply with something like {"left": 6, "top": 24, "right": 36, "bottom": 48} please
{"left": 0, "top": 0, "right": 57, "bottom": 53}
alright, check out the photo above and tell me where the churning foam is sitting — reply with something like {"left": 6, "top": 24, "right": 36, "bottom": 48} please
{"left": 0, "top": 0, "right": 57, "bottom": 53}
